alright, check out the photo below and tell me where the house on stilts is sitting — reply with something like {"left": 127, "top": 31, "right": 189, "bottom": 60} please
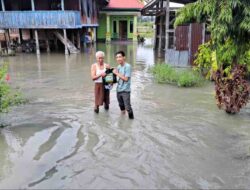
{"left": 142, "top": 0, "right": 210, "bottom": 66}
{"left": 0, "top": 0, "right": 108, "bottom": 55}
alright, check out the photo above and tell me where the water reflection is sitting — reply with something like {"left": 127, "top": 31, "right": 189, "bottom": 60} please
{"left": 0, "top": 42, "right": 250, "bottom": 189}
{"left": 36, "top": 54, "right": 42, "bottom": 79}
{"left": 96, "top": 42, "right": 139, "bottom": 67}
{"left": 0, "top": 131, "right": 13, "bottom": 181}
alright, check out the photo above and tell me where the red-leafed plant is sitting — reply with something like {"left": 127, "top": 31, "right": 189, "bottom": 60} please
{"left": 214, "top": 65, "right": 250, "bottom": 114}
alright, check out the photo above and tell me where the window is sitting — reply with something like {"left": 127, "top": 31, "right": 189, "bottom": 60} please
{"left": 113, "top": 21, "right": 117, "bottom": 33}
{"left": 130, "top": 21, "right": 133, "bottom": 33}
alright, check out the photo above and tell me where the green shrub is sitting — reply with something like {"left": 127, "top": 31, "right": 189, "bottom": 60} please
{"left": 151, "top": 64, "right": 204, "bottom": 87}
{"left": 0, "top": 63, "right": 27, "bottom": 113}
{"left": 178, "top": 70, "right": 203, "bottom": 87}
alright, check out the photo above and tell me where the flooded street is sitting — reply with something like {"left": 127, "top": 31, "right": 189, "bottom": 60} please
{"left": 0, "top": 42, "right": 250, "bottom": 189}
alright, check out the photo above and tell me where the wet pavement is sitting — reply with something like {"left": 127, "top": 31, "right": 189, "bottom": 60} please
{"left": 0, "top": 42, "right": 250, "bottom": 189}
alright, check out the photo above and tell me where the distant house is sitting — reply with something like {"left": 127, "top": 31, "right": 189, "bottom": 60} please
{"left": 97, "top": 0, "right": 144, "bottom": 42}
{"left": 0, "top": 0, "right": 108, "bottom": 54}
{"left": 142, "top": 0, "right": 209, "bottom": 66}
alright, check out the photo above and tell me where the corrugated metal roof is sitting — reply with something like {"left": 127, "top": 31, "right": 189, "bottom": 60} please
{"left": 142, "top": 0, "right": 195, "bottom": 16}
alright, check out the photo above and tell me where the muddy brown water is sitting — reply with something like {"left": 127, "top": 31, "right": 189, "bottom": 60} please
{"left": 0, "top": 42, "right": 250, "bottom": 189}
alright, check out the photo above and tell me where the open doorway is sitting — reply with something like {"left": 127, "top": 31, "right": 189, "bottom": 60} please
{"left": 119, "top": 21, "right": 127, "bottom": 40}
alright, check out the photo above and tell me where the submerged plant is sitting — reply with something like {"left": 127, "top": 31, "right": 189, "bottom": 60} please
{"left": 151, "top": 64, "right": 204, "bottom": 87}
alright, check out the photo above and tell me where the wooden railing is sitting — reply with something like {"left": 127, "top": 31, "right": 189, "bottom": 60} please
{"left": 0, "top": 11, "right": 83, "bottom": 29}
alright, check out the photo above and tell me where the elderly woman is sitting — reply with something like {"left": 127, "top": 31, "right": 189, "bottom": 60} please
{"left": 91, "top": 51, "right": 110, "bottom": 113}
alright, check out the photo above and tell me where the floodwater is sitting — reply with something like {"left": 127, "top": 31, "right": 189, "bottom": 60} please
{"left": 0, "top": 41, "right": 250, "bottom": 189}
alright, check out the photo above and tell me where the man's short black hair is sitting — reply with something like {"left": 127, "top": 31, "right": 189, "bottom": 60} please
{"left": 115, "top": 51, "right": 126, "bottom": 57}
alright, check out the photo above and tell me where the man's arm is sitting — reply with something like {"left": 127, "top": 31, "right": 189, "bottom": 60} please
{"left": 113, "top": 65, "right": 131, "bottom": 82}
{"left": 105, "top": 63, "right": 110, "bottom": 69}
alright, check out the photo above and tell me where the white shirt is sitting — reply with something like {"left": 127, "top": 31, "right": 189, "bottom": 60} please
{"left": 94, "top": 63, "right": 106, "bottom": 83}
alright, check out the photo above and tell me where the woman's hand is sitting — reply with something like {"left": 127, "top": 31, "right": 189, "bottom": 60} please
{"left": 101, "top": 72, "right": 106, "bottom": 77}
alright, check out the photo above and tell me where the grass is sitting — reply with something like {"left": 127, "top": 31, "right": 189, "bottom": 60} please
{"left": 138, "top": 32, "right": 154, "bottom": 38}
{"left": 151, "top": 64, "right": 205, "bottom": 87}
{"left": 137, "top": 23, "right": 154, "bottom": 38}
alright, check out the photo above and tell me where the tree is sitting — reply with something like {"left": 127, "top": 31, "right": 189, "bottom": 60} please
{"left": 175, "top": 0, "right": 250, "bottom": 113}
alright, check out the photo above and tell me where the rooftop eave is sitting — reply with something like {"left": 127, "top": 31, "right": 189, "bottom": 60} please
{"left": 100, "top": 10, "right": 141, "bottom": 15}
{"left": 101, "top": 8, "right": 142, "bottom": 12}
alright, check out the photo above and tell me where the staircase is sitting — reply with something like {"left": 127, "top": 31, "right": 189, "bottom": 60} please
{"left": 53, "top": 31, "right": 79, "bottom": 54}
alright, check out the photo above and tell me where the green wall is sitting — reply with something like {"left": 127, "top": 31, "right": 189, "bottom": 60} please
{"left": 97, "top": 14, "right": 107, "bottom": 40}
{"left": 97, "top": 14, "right": 135, "bottom": 41}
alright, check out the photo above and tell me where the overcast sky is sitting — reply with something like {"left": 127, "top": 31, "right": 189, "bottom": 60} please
{"left": 170, "top": 2, "right": 184, "bottom": 7}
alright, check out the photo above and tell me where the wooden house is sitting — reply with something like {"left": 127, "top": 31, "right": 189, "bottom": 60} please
{"left": 142, "top": 0, "right": 210, "bottom": 66}
{"left": 0, "top": 0, "right": 108, "bottom": 54}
